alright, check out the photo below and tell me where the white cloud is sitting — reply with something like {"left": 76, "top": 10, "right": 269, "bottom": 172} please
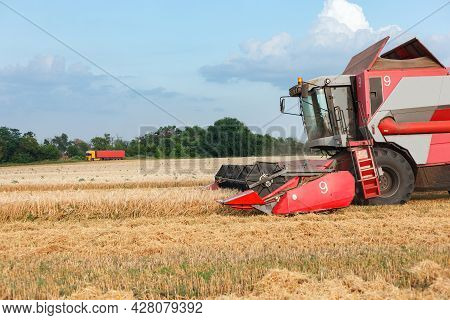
{"left": 240, "top": 32, "right": 293, "bottom": 60}
{"left": 312, "top": 0, "right": 399, "bottom": 47}
{"left": 200, "top": 0, "right": 401, "bottom": 88}
{"left": 318, "top": 0, "right": 369, "bottom": 33}
{"left": 0, "top": 55, "right": 106, "bottom": 92}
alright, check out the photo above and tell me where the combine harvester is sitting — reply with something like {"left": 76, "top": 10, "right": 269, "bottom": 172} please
{"left": 211, "top": 37, "right": 450, "bottom": 215}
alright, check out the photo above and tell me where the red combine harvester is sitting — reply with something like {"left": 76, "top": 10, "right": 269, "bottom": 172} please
{"left": 211, "top": 37, "right": 450, "bottom": 215}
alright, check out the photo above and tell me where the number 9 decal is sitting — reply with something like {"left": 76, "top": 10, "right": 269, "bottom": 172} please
{"left": 319, "top": 181, "right": 328, "bottom": 194}
{"left": 383, "top": 75, "right": 391, "bottom": 87}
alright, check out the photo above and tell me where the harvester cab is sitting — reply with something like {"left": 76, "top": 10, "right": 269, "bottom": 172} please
{"left": 281, "top": 75, "right": 359, "bottom": 151}
{"left": 211, "top": 36, "right": 450, "bottom": 215}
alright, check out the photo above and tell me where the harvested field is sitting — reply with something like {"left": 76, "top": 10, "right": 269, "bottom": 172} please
{"left": 0, "top": 158, "right": 449, "bottom": 299}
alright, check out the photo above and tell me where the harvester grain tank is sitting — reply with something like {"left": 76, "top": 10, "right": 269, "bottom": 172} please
{"left": 211, "top": 37, "right": 450, "bottom": 215}
{"left": 85, "top": 150, "right": 125, "bottom": 161}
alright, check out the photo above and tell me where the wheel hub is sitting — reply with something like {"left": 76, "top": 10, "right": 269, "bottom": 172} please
{"left": 379, "top": 166, "right": 400, "bottom": 198}
{"left": 379, "top": 173, "right": 392, "bottom": 192}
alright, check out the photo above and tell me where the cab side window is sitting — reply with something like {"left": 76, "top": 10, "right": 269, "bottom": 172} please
{"left": 369, "top": 77, "right": 383, "bottom": 115}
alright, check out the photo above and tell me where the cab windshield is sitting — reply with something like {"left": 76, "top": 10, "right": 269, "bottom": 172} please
{"left": 301, "top": 88, "right": 333, "bottom": 141}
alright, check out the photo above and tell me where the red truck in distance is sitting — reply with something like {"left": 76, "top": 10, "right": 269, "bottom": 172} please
{"left": 85, "top": 150, "right": 125, "bottom": 161}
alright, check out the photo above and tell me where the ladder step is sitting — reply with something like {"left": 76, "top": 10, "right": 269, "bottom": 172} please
{"left": 358, "top": 159, "right": 373, "bottom": 165}
{"left": 365, "top": 193, "right": 379, "bottom": 198}
{"left": 362, "top": 182, "right": 378, "bottom": 188}
{"left": 361, "top": 174, "right": 377, "bottom": 180}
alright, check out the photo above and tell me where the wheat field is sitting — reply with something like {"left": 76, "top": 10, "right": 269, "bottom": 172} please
{"left": 0, "top": 158, "right": 449, "bottom": 300}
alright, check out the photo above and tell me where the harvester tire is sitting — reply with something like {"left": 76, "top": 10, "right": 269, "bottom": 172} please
{"left": 368, "top": 148, "right": 415, "bottom": 205}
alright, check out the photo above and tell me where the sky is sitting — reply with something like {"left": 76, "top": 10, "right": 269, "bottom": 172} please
{"left": 0, "top": 0, "right": 449, "bottom": 141}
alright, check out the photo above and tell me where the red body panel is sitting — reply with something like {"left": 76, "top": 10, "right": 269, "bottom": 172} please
{"left": 379, "top": 117, "right": 450, "bottom": 135}
{"left": 356, "top": 68, "right": 448, "bottom": 126}
{"left": 95, "top": 150, "right": 125, "bottom": 159}
{"left": 218, "top": 190, "right": 265, "bottom": 210}
{"left": 427, "top": 133, "right": 450, "bottom": 164}
{"left": 272, "top": 172, "right": 355, "bottom": 215}
{"left": 431, "top": 108, "right": 450, "bottom": 121}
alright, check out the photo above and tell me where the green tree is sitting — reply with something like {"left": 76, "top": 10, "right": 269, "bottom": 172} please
{"left": 206, "top": 118, "right": 251, "bottom": 157}
{"left": 13, "top": 132, "right": 40, "bottom": 162}
{"left": 91, "top": 134, "right": 113, "bottom": 150}
{"left": 126, "top": 139, "right": 140, "bottom": 157}
{"left": 113, "top": 137, "right": 128, "bottom": 150}
{"left": 153, "top": 147, "right": 162, "bottom": 159}
{"left": 39, "top": 144, "right": 60, "bottom": 160}
{"left": 66, "top": 139, "right": 89, "bottom": 158}
{"left": 0, "top": 127, "right": 21, "bottom": 162}
{"left": 51, "top": 133, "right": 69, "bottom": 153}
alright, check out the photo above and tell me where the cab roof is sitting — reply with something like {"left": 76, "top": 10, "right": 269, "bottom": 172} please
{"left": 307, "top": 75, "right": 351, "bottom": 87}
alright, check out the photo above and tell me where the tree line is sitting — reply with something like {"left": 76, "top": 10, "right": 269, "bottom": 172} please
{"left": 0, "top": 118, "right": 305, "bottom": 164}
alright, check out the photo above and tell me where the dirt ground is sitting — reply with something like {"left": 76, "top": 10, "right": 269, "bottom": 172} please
{"left": 0, "top": 158, "right": 449, "bottom": 299}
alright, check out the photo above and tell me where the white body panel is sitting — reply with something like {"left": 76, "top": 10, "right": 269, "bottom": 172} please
{"left": 384, "top": 134, "right": 432, "bottom": 165}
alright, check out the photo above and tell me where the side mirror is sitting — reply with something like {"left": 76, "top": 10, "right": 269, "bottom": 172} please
{"left": 280, "top": 98, "right": 286, "bottom": 113}
{"left": 279, "top": 96, "right": 302, "bottom": 117}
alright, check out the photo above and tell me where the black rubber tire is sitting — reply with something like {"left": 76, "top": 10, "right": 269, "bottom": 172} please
{"left": 367, "top": 148, "right": 415, "bottom": 205}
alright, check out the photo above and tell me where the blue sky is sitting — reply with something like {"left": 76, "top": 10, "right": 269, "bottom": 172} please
{"left": 0, "top": 0, "right": 449, "bottom": 140}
